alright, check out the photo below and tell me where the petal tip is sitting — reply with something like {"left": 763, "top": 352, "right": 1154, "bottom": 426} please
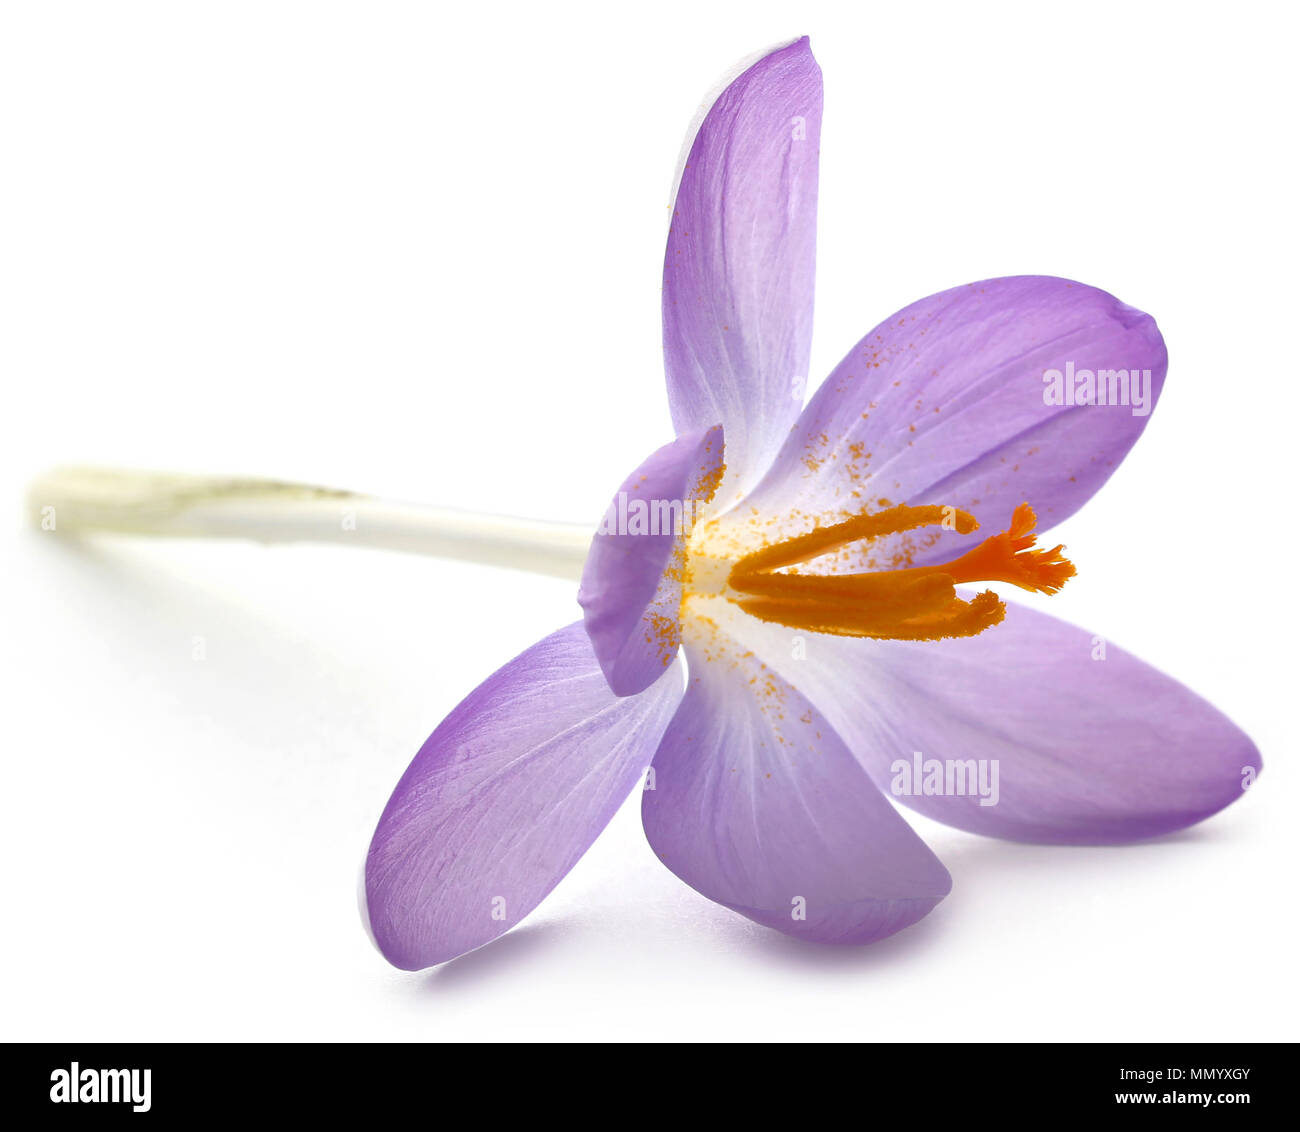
{"left": 730, "top": 889, "right": 949, "bottom": 946}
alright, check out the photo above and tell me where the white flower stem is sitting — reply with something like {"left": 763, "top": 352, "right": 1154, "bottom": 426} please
{"left": 26, "top": 466, "right": 593, "bottom": 581}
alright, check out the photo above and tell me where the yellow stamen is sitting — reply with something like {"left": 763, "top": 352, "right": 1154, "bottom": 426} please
{"left": 726, "top": 502, "right": 1074, "bottom": 642}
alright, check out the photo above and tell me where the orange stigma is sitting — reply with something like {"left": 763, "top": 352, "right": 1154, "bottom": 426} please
{"left": 726, "top": 502, "right": 1075, "bottom": 641}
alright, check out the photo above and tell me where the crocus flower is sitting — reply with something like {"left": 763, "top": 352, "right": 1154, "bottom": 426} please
{"left": 362, "top": 37, "right": 1260, "bottom": 970}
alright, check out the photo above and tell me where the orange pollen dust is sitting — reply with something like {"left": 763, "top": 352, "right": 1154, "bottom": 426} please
{"left": 725, "top": 501, "right": 1075, "bottom": 642}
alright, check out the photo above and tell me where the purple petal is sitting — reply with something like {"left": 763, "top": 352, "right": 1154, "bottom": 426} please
{"left": 738, "top": 276, "right": 1167, "bottom": 566}
{"left": 712, "top": 600, "right": 1260, "bottom": 844}
{"left": 663, "top": 37, "right": 822, "bottom": 501}
{"left": 578, "top": 426, "right": 724, "bottom": 696}
{"left": 642, "top": 626, "right": 951, "bottom": 943}
{"left": 364, "top": 622, "right": 683, "bottom": 970}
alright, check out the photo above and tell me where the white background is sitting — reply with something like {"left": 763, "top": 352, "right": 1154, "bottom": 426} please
{"left": 2, "top": 0, "right": 1295, "bottom": 1041}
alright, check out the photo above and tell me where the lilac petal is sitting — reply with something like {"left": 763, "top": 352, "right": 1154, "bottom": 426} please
{"left": 663, "top": 37, "right": 822, "bottom": 501}
{"left": 578, "top": 425, "right": 724, "bottom": 697}
{"left": 642, "top": 627, "right": 951, "bottom": 943}
{"left": 712, "top": 600, "right": 1261, "bottom": 845}
{"left": 364, "top": 622, "right": 683, "bottom": 970}
{"left": 738, "top": 276, "right": 1168, "bottom": 567}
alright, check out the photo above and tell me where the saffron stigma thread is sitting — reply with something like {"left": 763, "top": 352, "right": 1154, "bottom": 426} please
{"left": 726, "top": 502, "right": 1076, "bottom": 641}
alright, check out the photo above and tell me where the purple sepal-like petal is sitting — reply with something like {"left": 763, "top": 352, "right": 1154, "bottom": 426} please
{"left": 578, "top": 426, "right": 724, "bottom": 696}
{"left": 364, "top": 622, "right": 683, "bottom": 970}
{"left": 643, "top": 628, "right": 951, "bottom": 943}
{"left": 663, "top": 37, "right": 822, "bottom": 501}
{"left": 739, "top": 276, "right": 1167, "bottom": 566}
{"left": 714, "top": 601, "right": 1261, "bottom": 844}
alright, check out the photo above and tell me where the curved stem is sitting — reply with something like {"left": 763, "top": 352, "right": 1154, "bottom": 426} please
{"left": 26, "top": 466, "right": 593, "bottom": 581}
